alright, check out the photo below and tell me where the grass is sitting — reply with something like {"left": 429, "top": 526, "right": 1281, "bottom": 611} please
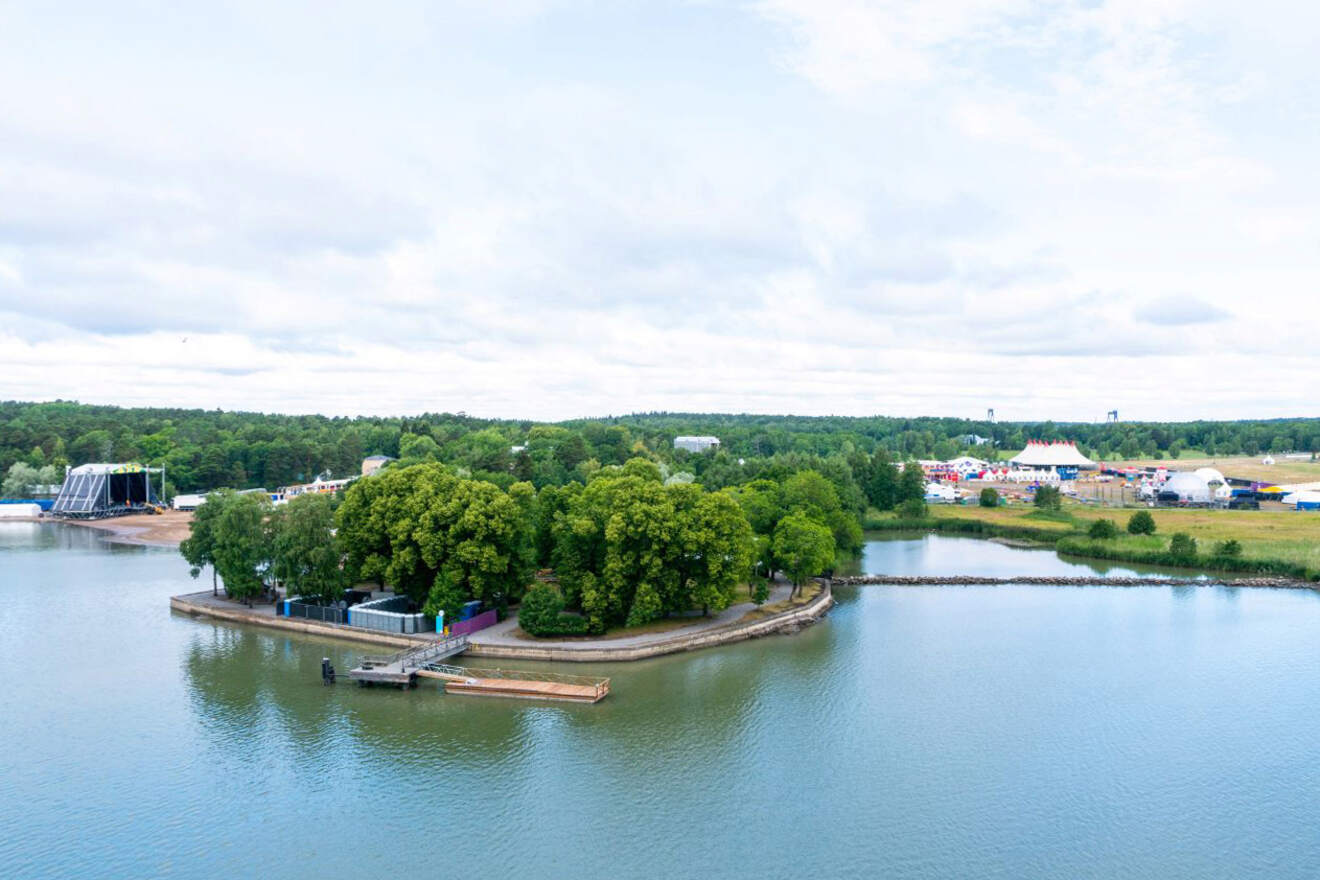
{"left": 740, "top": 581, "right": 823, "bottom": 621}
{"left": 869, "top": 503, "right": 1320, "bottom": 579}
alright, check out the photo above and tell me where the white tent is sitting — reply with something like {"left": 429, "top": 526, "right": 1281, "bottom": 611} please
{"left": 1009, "top": 441, "right": 1096, "bottom": 470}
{"left": 1193, "top": 468, "right": 1232, "bottom": 500}
{"left": 1158, "top": 472, "right": 1212, "bottom": 504}
{"left": 1281, "top": 490, "right": 1320, "bottom": 509}
{"left": 924, "top": 482, "right": 957, "bottom": 502}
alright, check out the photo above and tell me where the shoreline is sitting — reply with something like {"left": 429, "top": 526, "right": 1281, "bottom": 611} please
{"left": 10, "top": 512, "right": 192, "bottom": 548}
{"left": 170, "top": 584, "right": 835, "bottom": 663}
{"left": 834, "top": 574, "right": 1316, "bottom": 589}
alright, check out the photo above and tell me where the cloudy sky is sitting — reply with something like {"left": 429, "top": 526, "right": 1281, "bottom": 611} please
{"left": 1, "top": 1, "right": 1316, "bottom": 422}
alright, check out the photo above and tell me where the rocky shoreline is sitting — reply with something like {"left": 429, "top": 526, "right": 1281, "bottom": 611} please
{"left": 833, "top": 574, "right": 1315, "bottom": 589}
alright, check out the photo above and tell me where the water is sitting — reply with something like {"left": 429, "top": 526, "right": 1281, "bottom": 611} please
{"left": 3, "top": 523, "right": 1320, "bottom": 879}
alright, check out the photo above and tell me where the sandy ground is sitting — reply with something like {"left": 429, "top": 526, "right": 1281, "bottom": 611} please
{"left": 66, "top": 510, "right": 193, "bottom": 547}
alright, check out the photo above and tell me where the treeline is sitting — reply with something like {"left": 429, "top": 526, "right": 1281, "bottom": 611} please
{"left": 4, "top": 400, "right": 1320, "bottom": 498}
{"left": 180, "top": 456, "right": 895, "bottom": 636}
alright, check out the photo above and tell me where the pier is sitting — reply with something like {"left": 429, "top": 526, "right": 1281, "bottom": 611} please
{"left": 347, "top": 633, "right": 609, "bottom": 702}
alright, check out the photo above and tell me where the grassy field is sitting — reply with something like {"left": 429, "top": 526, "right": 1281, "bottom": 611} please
{"left": 879, "top": 502, "right": 1320, "bottom": 577}
{"left": 1104, "top": 454, "right": 1320, "bottom": 485}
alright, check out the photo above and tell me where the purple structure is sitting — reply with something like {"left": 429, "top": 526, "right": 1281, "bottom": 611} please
{"left": 450, "top": 609, "right": 498, "bottom": 636}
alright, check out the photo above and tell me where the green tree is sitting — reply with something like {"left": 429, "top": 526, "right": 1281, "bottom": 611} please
{"left": 211, "top": 493, "right": 273, "bottom": 604}
{"left": 897, "top": 462, "right": 925, "bottom": 504}
{"left": 2, "top": 462, "right": 40, "bottom": 497}
{"left": 414, "top": 476, "right": 532, "bottom": 619}
{"left": 897, "top": 497, "right": 927, "bottom": 519}
{"left": 269, "top": 493, "right": 345, "bottom": 605}
{"left": 1212, "top": 539, "right": 1243, "bottom": 560}
{"left": 1087, "top": 518, "right": 1119, "bottom": 539}
{"left": 517, "top": 583, "right": 589, "bottom": 636}
{"left": 180, "top": 489, "right": 232, "bottom": 595}
{"left": 1034, "top": 485, "right": 1062, "bottom": 511}
{"left": 772, "top": 512, "right": 835, "bottom": 597}
{"left": 1127, "top": 510, "right": 1157, "bottom": 535}
{"left": 979, "top": 487, "right": 999, "bottom": 508}
{"left": 1169, "top": 532, "right": 1198, "bottom": 562}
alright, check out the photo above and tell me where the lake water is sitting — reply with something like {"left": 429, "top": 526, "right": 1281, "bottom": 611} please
{"left": 3, "top": 524, "right": 1320, "bottom": 879}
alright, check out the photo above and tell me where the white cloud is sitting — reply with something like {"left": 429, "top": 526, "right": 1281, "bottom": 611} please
{"left": 0, "top": 1, "right": 1317, "bottom": 421}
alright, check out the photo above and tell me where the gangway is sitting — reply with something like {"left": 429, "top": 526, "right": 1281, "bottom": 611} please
{"left": 347, "top": 633, "right": 470, "bottom": 687}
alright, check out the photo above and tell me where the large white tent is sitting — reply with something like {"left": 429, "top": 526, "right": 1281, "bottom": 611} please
{"left": 1009, "top": 441, "right": 1096, "bottom": 471}
{"left": 1158, "top": 472, "right": 1213, "bottom": 505}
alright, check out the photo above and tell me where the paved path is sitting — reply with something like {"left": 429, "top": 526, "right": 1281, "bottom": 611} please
{"left": 469, "top": 577, "right": 794, "bottom": 651}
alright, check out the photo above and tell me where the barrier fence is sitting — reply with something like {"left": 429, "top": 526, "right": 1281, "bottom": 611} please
{"left": 349, "top": 595, "right": 430, "bottom": 635}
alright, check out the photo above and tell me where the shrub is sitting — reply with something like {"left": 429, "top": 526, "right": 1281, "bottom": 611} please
{"left": 897, "top": 498, "right": 928, "bottom": 520}
{"left": 979, "top": 488, "right": 1000, "bottom": 508}
{"left": 1034, "top": 485, "right": 1062, "bottom": 511}
{"left": 1087, "top": 518, "right": 1119, "bottom": 540}
{"left": 1212, "top": 539, "right": 1243, "bottom": 560}
{"left": 751, "top": 579, "right": 770, "bottom": 605}
{"left": 1127, "top": 510, "right": 1156, "bottom": 535}
{"left": 1169, "top": 532, "right": 1198, "bottom": 561}
{"left": 518, "top": 583, "right": 591, "bottom": 637}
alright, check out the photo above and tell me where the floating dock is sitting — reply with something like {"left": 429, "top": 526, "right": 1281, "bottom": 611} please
{"left": 416, "top": 664, "right": 609, "bottom": 703}
{"left": 347, "top": 634, "right": 609, "bottom": 703}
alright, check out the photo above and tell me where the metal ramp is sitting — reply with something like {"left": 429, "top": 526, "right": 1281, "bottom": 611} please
{"left": 347, "top": 633, "right": 470, "bottom": 687}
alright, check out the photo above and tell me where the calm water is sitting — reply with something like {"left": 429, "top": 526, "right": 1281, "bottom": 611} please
{"left": 3, "top": 524, "right": 1320, "bottom": 879}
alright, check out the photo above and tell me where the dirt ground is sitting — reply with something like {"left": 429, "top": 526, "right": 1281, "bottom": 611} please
{"left": 67, "top": 509, "right": 193, "bottom": 547}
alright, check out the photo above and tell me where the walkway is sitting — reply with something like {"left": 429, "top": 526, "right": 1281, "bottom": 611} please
{"left": 468, "top": 577, "right": 795, "bottom": 653}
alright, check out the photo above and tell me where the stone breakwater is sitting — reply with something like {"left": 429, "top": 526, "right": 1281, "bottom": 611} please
{"left": 834, "top": 575, "right": 1315, "bottom": 589}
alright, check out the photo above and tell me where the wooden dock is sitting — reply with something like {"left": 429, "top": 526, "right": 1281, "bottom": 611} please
{"left": 416, "top": 665, "right": 610, "bottom": 703}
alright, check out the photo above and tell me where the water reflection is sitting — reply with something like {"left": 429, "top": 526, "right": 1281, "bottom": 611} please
{"left": 843, "top": 531, "right": 1219, "bottom": 579}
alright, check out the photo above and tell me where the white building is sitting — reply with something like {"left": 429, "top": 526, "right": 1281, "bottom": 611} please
{"left": 674, "top": 436, "right": 720, "bottom": 453}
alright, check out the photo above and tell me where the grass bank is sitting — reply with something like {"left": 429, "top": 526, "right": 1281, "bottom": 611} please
{"left": 864, "top": 504, "right": 1320, "bottom": 581}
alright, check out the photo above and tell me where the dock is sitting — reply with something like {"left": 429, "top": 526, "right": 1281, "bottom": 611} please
{"left": 347, "top": 634, "right": 609, "bottom": 703}
{"left": 416, "top": 664, "right": 610, "bottom": 703}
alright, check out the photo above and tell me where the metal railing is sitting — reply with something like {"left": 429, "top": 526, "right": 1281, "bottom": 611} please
{"left": 356, "top": 633, "right": 469, "bottom": 671}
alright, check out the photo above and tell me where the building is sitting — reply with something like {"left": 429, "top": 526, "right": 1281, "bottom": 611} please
{"left": 52, "top": 463, "right": 163, "bottom": 519}
{"left": 1008, "top": 441, "right": 1096, "bottom": 479}
{"left": 172, "top": 493, "right": 207, "bottom": 511}
{"left": 674, "top": 436, "right": 720, "bottom": 454}
{"left": 361, "top": 455, "right": 393, "bottom": 477}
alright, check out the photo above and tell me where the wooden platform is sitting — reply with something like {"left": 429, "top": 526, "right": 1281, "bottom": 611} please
{"left": 416, "top": 668, "right": 609, "bottom": 703}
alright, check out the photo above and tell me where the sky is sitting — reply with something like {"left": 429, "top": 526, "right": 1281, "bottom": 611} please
{"left": 1, "top": 0, "right": 1317, "bottom": 423}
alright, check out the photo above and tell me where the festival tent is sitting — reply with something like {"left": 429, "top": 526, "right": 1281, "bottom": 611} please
{"left": 924, "top": 482, "right": 958, "bottom": 502}
{"left": 1193, "top": 468, "right": 1232, "bottom": 500}
{"left": 1281, "top": 490, "right": 1320, "bottom": 510}
{"left": 1009, "top": 441, "right": 1096, "bottom": 472}
{"left": 1157, "top": 472, "right": 1212, "bottom": 505}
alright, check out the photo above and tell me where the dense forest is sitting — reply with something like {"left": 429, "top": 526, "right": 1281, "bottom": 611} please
{"left": 3, "top": 400, "right": 1320, "bottom": 497}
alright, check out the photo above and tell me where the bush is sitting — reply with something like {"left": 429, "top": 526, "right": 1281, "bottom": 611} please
{"left": 1087, "top": 518, "right": 1119, "bottom": 540}
{"left": 897, "top": 498, "right": 928, "bottom": 520}
{"left": 751, "top": 579, "right": 770, "bottom": 605}
{"left": 1127, "top": 510, "right": 1156, "bottom": 535}
{"left": 1169, "top": 532, "right": 1198, "bottom": 561}
{"left": 1034, "top": 485, "right": 1062, "bottom": 511}
{"left": 517, "top": 583, "right": 591, "bottom": 637}
{"left": 979, "top": 488, "right": 1000, "bottom": 508}
{"left": 1212, "top": 539, "right": 1243, "bottom": 560}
